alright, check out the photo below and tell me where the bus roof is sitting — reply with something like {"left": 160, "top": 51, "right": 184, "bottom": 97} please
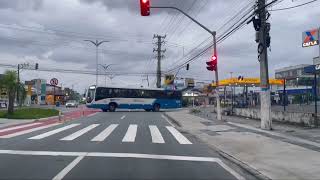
{"left": 95, "top": 86, "right": 167, "bottom": 91}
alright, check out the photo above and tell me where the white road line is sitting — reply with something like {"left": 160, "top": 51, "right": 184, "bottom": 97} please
{"left": 60, "top": 124, "right": 99, "bottom": 141}
{"left": 122, "top": 124, "right": 137, "bottom": 142}
{"left": 0, "top": 124, "right": 60, "bottom": 138}
{"left": 149, "top": 125, "right": 165, "bottom": 143}
{"left": 120, "top": 115, "right": 126, "bottom": 120}
{"left": 52, "top": 156, "right": 85, "bottom": 180}
{"left": 91, "top": 124, "right": 118, "bottom": 142}
{"left": 0, "top": 123, "right": 42, "bottom": 133}
{"left": 28, "top": 124, "right": 81, "bottom": 140}
{"left": 166, "top": 126, "right": 192, "bottom": 144}
{"left": 161, "top": 114, "right": 174, "bottom": 127}
{"left": 215, "top": 159, "right": 245, "bottom": 180}
{"left": 0, "top": 149, "right": 244, "bottom": 180}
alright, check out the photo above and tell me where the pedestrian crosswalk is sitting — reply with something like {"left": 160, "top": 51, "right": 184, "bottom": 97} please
{"left": 1, "top": 123, "right": 193, "bottom": 145}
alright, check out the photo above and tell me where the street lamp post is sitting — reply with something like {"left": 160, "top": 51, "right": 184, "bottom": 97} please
{"left": 98, "top": 64, "right": 115, "bottom": 87}
{"left": 84, "top": 40, "right": 109, "bottom": 86}
{"left": 150, "top": 6, "right": 222, "bottom": 120}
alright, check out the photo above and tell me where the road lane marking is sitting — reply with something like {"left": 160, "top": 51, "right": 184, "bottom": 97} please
{"left": 161, "top": 114, "right": 174, "bottom": 127}
{"left": 0, "top": 149, "right": 244, "bottom": 180}
{"left": 91, "top": 124, "right": 118, "bottom": 142}
{"left": 149, "top": 125, "right": 165, "bottom": 143}
{"left": 52, "top": 156, "right": 85, "bottom": 180}
{"left": 0, "top": 124, "right": 60, "bottom": 138}
{"left": 120, "top": 115, "right": 126, "bottom": 120}
{"left": 122, "top": 124, "right": 137, "bottom": 142}
{"left": 0, "top": 123, "right": 42, "bottom": 133}
{"left": 28, "top": 124, "right": 81, "bottom": 140}
{"left": 166, "top": 126, "right": 192, "bottom": 144}
{"left": 60, "top": 124, "right": 99, "bottom": 141}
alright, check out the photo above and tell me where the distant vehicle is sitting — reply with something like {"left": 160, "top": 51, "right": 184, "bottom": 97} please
{"left": 66, "top": 100, "right": 79, "bottom": 108}
{"left": 86, "top": 86, "right": 182, "bottom": 112}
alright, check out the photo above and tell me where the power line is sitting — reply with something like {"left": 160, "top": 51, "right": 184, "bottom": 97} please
{"left": 270, "top": 0, "right": 318, "bottom": 11}
{"left": 164, "top": 0, "right": 279, "bottom": 74}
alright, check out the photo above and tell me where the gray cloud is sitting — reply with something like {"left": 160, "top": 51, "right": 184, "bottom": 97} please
{"left": 0, "top": 0, "right": 43, "bottom": 11}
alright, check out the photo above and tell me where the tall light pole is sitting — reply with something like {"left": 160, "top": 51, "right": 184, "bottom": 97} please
{"left": 84, "top": 40, "right": 109, "bottom": 86}
{"left": 98, "top": 64, "right": 115, "bottom": 87}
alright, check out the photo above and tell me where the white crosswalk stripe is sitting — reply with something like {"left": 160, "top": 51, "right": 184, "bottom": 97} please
{"left": 28, "top": 124, "right": 81, "bottom": 140}
{"left": 91, "top": 124, "right": 118, "bottom": 142}
{"left": 149, "top": 125, "right": 165, "bottom": 143}
{"left": 166, "top": 126, "right": 192, "bottom": 144}
{"left": 0, "top": 122, "right": 42, "bottom": 133}
{"left": 60, "top": 124, "right": 99, "bottom": 141}
{"left": 1, "top": 122, "right": 192, "bottom": 145}
{"left": 122, "top": 124, "right": 137, "bottom": 142}
{"left": 0, "top": 123, "right": 60, "bottom": 138}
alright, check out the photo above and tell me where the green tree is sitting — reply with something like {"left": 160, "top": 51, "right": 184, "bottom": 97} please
{"left": 1, "top": 70, "right": 18, "bottom": 114}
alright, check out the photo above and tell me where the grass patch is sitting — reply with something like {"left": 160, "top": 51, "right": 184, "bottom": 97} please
{"left": 0, "top": 108, "right": 59, "bottom": 119}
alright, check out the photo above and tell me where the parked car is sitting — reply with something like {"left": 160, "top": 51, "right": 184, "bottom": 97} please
{"left": 65, "top": 100, "right": 79, "bottom": 108}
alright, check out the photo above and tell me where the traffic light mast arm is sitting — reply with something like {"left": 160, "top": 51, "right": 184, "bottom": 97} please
{"left": 150, "top": 6, "right": 215, "bottom": 36}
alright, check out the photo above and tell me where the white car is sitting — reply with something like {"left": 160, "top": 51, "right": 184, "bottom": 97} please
{"left": 65, "top": 100, "right": 79, "bottom": 108}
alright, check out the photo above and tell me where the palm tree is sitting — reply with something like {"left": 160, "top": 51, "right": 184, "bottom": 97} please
{"left": 1, "top": 70, "right": 18, "bottom": 114}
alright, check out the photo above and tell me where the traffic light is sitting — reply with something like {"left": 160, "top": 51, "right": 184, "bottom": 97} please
{"left": 140, "top": 0, "right": 150, "bottom": 16}
{"left": 35, "top": 63, "right": 39, "bottom": 70}
{"left": 206, "top": 55, "right": 217, "bottom": 71}
{"left": 186, "top": 64, "right": 189, "bottom": 70}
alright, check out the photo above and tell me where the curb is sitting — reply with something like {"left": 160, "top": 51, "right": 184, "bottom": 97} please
{"left": 206, "top": 143, "right": 271, "bottom": 180}
{"left": 165, "top": 112, "right": 271, "bottom": 180}
{"left": 163, "top": 112, "right": 182, "bottom": 127}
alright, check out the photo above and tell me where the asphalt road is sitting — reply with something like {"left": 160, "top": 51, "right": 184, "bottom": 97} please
{"left": 0, "top": 111, "right": 251, "bottom": 180}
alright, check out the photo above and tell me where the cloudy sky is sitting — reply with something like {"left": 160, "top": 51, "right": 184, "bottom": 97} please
{"left": 0, "top": 0, "right": 319, "bottom": 93}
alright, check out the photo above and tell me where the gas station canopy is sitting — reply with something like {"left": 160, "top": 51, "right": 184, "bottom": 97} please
{"left": 211, "top": 78, "right": 284, "bottom": 87}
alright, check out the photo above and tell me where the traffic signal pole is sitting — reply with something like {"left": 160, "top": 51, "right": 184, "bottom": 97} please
{"left": 150, "top": 6, "right": 222, "bottom": 120}
{"left": 213, "top": 32, "right": 221, "bottom": 120}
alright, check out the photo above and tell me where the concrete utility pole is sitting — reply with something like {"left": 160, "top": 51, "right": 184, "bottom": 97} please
{"left": 84, "top": 40, "right": 109, "bottom": 87}
{"left": 153, "top": 34, "right": 166, "bottom": 88}
{"left": 257, "top": 0, "right": 272, "bottom": 130}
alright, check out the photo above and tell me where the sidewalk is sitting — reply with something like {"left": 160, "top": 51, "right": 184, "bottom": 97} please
{"left": 165, "top": 109, "right": 320, "bottom": 180}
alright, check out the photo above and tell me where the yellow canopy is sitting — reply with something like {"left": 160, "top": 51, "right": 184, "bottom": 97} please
{"left": 212, "top": 78, "right": 284, "bottom": 87}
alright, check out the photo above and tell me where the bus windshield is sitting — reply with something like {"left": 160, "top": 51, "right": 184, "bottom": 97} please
{"left": 86, "top": 86, "right": 96, "bottom": 103}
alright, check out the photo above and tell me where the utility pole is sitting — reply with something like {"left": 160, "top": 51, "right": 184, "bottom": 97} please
{"left": 257, "top": 0, "right": 272, "bottom": 130}
{"left": 153, "top": 34, "right": 166, "bottom": 88}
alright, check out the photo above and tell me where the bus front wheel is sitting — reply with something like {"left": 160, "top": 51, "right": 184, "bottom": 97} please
{"left": 109, "top": 103, "right": 116, "bottom": 112}
{"left": 153, "top": 104, "right": 160, "bottom": 112}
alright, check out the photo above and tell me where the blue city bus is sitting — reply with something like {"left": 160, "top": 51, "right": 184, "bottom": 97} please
{"left": 86, "top": 86, "right": 182, "bottom": 112}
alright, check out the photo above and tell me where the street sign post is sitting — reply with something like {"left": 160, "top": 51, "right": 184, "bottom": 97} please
{"left": 50, "top": 78, "right": 58, "bottom": 105}
{"left": 50, "top": 78, "right": 58, "bottom": 86}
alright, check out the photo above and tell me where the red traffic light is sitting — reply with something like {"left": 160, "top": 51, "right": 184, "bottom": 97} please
{"left": 206, "top": 55, "right": 217, "bottom": 71}
{"left": 140, "top": 0, "right": 150, "bottom": 16}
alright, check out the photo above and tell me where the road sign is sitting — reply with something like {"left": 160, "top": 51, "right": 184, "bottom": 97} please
{"left": 50, "top": 78, "right": 58, "bottom": 86}
{"left": 302, "top": 29, "right": 319, "bottom": 47}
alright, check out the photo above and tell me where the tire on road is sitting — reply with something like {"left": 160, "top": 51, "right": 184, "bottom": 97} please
{"left": 109, "top": 103, "right": 117, "bottom": 112}
{"left": 152, "top": 103, "right": 160, "bottom": 112}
